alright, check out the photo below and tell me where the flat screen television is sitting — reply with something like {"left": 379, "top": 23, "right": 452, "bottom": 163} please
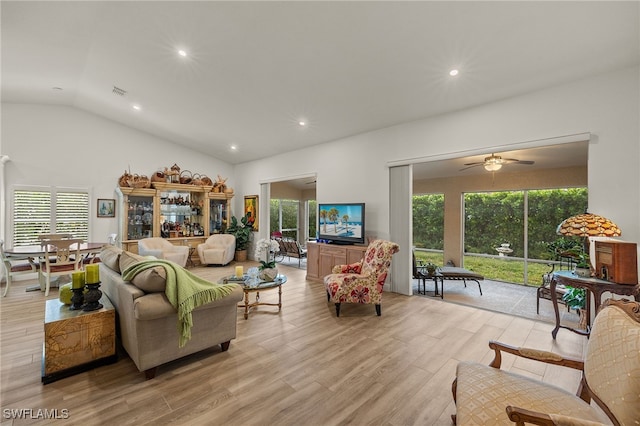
{"left": 317, "top": 203, "right": 365, "bottom": 245}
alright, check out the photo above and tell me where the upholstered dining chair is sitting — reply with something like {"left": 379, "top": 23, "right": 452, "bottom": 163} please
{"left": 197, "top": 234, "right": 235, "bottom": 266}
{"left": 40, "top": 238, "right": 83, "bottom": 296}
{"left": 1, "top": 240, "right": 39, "bottom": 297}
{"left": 451, "top": 298, "right": 640, "bottom": 425}
{"left": 324, "top": 239, "right": 399, "bottom": 317}
{"left": 138, "top": 237, "right": 190, "bottom": 267}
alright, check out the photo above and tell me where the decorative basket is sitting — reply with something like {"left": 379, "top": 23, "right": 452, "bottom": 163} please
{"left": 191, "top": 173, "right": 204, "bottom": 186}
{"left": 118, "top": 171, "right": 132, "bottom": 188}
{"left": 127, "top": 174, "right": 151, "bottom": 188}
{"left": 200, "top": 175, "right": 213, "bottom": 186}
{"left": 150, "top": 171, "right": 165, "bottom": 183}
{"left": 179, "top": 170, "right": 193, "bottom": 185}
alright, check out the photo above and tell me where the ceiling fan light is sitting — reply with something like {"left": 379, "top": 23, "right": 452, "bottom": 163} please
{"left": 484, "top": 162, "right": 502, "bottom": 171}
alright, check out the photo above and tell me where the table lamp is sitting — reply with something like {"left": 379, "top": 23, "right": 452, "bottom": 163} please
{"left": 556, "top": 212, "right": 621, "bottom": 269}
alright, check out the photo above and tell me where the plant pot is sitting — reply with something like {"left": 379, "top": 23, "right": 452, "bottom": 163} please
{"left": 578, "top": 308, "right": 588, "bottom": 329}
{"left": 574, "top": 267, "right": 590, "bottom": 278}
{"left": 259, "top": 267, "right": 278, "bottom": 282}
{"left": 234, "top": 249, "right": 247, "bottom": 262}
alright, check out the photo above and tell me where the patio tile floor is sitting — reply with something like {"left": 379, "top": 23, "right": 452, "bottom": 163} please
{"left": 414, "top": 278, "right": 583, "bottom": 328}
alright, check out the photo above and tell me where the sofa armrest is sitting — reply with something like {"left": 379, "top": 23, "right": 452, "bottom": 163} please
{"left": 139, "top": 247, "right": 162, "bottom": 258}
{"left": 171, "top": 245, "right": 190, "bottom": 254}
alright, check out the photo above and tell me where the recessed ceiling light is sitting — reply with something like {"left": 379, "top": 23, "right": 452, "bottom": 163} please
{"left": 230, "top": 145, "right": 238, "bottom": 151}
{"left": 449, "top": 69, "right": 459, "bottom": 76}
{"left": 299, "top": 121, "right": 306, "bottom": 127}
{"left": 178, "top": 49, "right": 187, "bottom": 57}
{"left": 132, "top": 104, "right": 141, "bottom": 111}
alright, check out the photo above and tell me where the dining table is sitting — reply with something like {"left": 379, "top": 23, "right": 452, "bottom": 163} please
{"left": 4, "top": 242, "right": 107, "bottom": 292}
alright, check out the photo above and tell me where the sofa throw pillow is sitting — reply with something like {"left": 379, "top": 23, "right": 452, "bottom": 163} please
{"left": 119, "top": 251, "right": 167, "bottom": 293}
{"left": 100, "top": 245, "right": 122, "bottom": 273}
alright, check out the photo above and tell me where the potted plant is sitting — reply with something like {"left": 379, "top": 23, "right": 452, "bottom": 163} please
{"left": 566, "top": 246, "right": 591, "bottom": 278}
{"left": 227, "top": 212, "right": 253, "bottom": 262}
{"left": 255, "top": 238, "right": 280, "bottom": 281}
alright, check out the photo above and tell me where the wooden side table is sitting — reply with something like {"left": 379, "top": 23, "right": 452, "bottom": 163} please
{"left": 42, "top": 296, "right": 117, "bottom": 384}
{"left": 551, "top": 270, "right": 640, "bottom": 339}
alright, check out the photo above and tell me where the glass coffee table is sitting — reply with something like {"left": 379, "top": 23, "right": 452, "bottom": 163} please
{"left": 221, "top": 274, "right": 287, "bottom": 319}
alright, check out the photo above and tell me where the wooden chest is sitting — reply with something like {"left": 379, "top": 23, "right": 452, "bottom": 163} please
{"left": 594, "top": 240, "right": 638, "bottom": 285}
{"left": 43, "top": 297, "right": 116, "bottom": 383}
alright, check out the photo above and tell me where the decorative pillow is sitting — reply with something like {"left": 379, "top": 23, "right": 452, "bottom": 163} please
{"left": 119, "top": 251, "right": 167, "bottom": 293}
{"left": 100, "top": 245, "right": 122, "bottom": 273}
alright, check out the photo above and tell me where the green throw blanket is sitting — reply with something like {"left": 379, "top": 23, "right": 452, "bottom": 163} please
{"left": 122, "top": 259, "right": 238, "bottom": 348}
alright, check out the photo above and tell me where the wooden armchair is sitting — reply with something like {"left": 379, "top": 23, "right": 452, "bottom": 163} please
{"left": 451, "top": 298, "right": 640, "bottom": 425}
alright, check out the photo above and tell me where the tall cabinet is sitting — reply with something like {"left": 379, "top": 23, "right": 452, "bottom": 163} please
{"left": 117, "top": 183, "right": 233, "bottom": 262}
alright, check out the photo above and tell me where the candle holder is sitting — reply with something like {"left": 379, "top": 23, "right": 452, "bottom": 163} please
{"left": 69, "top": 288, "right": 85, "bottom": 310}
{"left": 82, "top": 282, "right": 103, "bottom": 311}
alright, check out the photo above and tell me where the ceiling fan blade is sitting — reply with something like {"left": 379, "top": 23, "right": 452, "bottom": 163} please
{"left": 462, "top": 161, "right": 484, "bottom": 166}
{"left": 515, "top": 160, "right": 535, "bottom": 165}
{"left": 459, "top": 164, "right": 483, "bottom": 171}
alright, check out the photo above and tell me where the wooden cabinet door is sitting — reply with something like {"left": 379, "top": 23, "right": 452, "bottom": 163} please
{"left": 306, "top": 243, "right": 320, "bottom": 279}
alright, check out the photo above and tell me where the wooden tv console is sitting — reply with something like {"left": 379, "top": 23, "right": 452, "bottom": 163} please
{"left": 306, "top": 241, "right": 368, "bottom": 282}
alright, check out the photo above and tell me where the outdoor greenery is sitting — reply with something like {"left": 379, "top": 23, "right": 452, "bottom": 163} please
{"left": 415, "top": 251, "right": 552, "bottom": 286}
{"left": 464, "top": 188, "right": 588, "bottom": 258}
{"left": 270, "top": 199, "right": 299, "bottom": 239}
{"left": 269, "top": 199, "right": 317, "bottom": 241}
{"left": 413, "top": 187, "right": 588, "bottom": 284}
{"left": 412, "top": 194, "right": 444, "bottom": 249}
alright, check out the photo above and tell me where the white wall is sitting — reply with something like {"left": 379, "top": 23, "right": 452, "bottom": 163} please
{"left": 1, "top": 104, "right": 233, "bottom": 244}
{"left": 236, "top": 66, "right": 640, "bottom": 276}
{"left": 3, "top": 66, "right": 638, "bottom": 283}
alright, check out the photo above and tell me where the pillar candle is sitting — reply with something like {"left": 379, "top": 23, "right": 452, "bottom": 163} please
{"left": 85, "top": 264, "right": 100, "bottom": 284}
{"left": 235, "top": 266, "right": 243, "bottom": 278}
{"left": 72, "top": 271, "right": 85, "bottom": 289}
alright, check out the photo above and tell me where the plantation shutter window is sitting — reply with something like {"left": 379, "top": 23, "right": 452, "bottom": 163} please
{"left": 12, "top": 188, "right": 90, "bottom": 247}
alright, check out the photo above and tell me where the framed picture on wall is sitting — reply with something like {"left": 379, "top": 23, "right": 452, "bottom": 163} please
{"left": 244, "top": 195, "right": 258, "bottom": 231}
{"left": 97, "top": 199, "right": 116, "bottom": 218}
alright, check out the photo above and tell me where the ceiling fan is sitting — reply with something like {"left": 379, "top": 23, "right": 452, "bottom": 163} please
{"left": 460, "top": 153, "right": 535, "bottom": 172}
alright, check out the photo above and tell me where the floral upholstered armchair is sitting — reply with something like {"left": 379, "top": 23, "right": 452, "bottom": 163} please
{"left": 324, "top": 239, "right": 399, "bottom": 317}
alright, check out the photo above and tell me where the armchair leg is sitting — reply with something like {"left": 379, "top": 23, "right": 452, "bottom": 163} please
{"left": 220, "top": 340, "right": 230, "bottom": 352}
{"left": 327, "top": 291, "right": 330, "bottom": 302}
{"left": 375, "top": 304, "right": 381, "bottom": 316}
{"left": 335, "top": 303, "right": 341, "bottom": 317}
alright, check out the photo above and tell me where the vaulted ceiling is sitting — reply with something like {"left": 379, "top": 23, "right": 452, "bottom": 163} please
{"left": 2, "top": 1, "right": 638, "bottom": 166}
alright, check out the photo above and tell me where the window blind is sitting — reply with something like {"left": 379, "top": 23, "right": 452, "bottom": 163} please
{"left": 12, "top": 189, "right": 89, "bottom": 247}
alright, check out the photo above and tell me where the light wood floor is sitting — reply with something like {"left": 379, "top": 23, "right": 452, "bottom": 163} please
{"left": 0, "top": 264, "right": 587, "bottom": 425}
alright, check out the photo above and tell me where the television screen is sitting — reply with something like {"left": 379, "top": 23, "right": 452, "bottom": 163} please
{"left": 317, "top": 203, "right": 365, "bottom": 245}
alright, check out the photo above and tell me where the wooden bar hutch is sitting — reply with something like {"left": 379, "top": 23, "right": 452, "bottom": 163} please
{"left": 117, "top": 182, "right": 233, "bottom": 264}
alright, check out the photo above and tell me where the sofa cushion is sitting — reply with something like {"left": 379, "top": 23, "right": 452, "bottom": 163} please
{"left": 119, "top": 251, "right": 167, "bottom": 293}
{"left": 100, "top": 245, "right": 122, "bottom": 273}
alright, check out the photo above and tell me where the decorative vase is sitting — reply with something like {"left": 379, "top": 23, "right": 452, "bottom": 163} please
{"left": 259, "top": 267, "right": 278, "bottom": 282}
